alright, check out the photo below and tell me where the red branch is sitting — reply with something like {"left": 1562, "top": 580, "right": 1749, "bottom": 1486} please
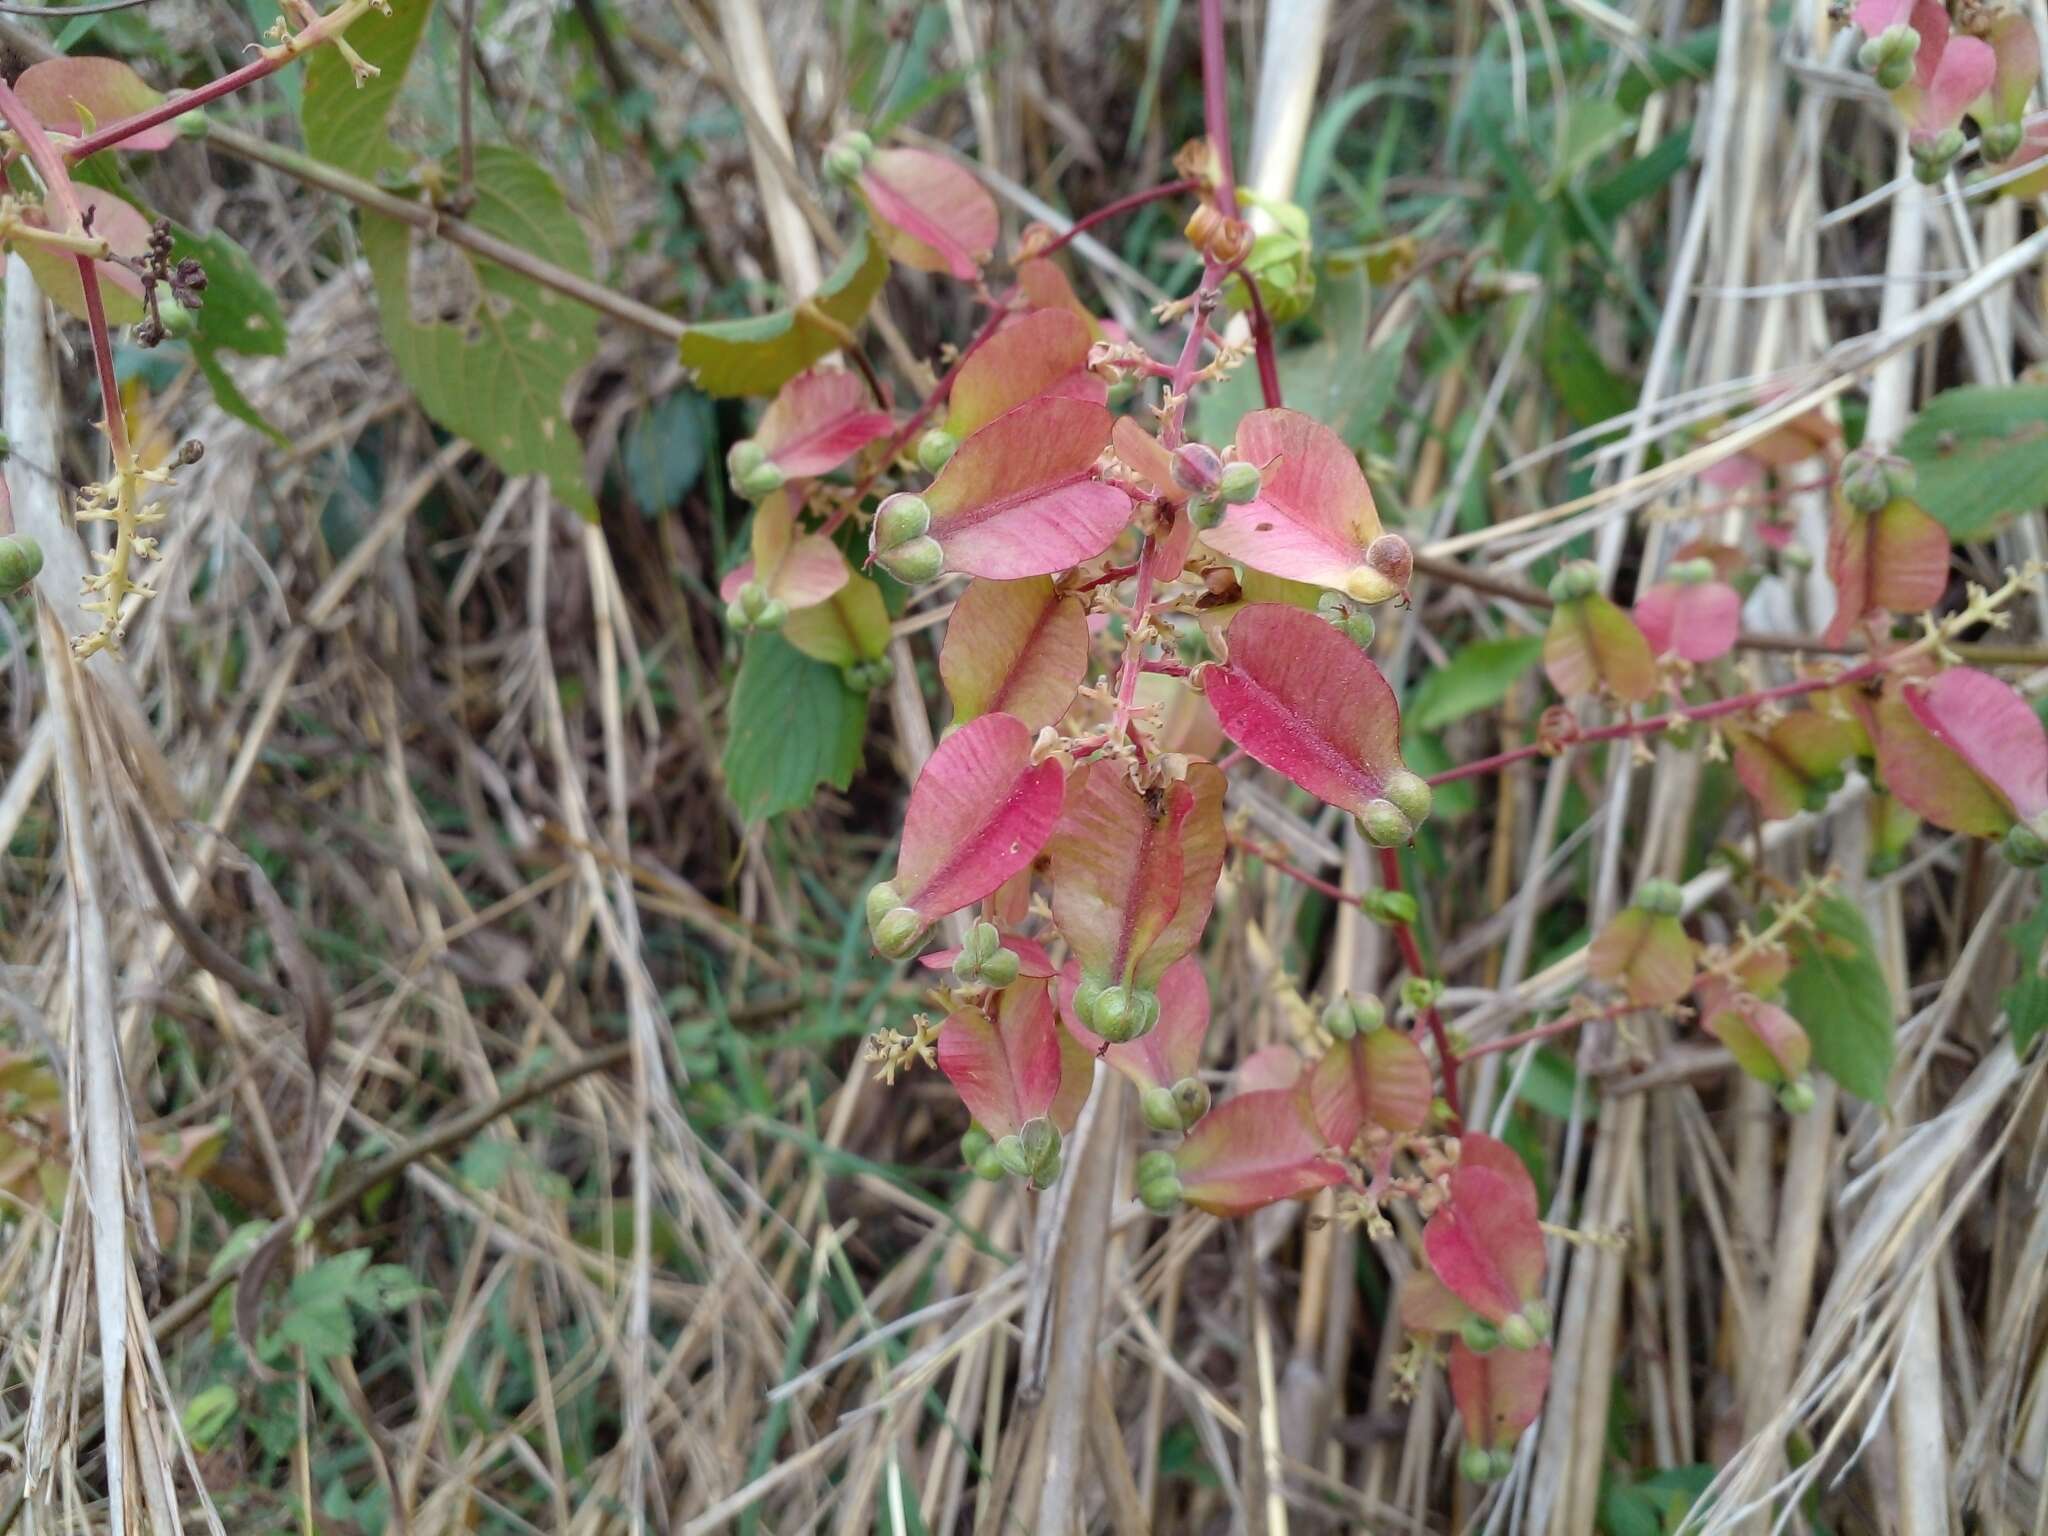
{"left": 1030, "top": 178, "right": 1199, "bottom": 260}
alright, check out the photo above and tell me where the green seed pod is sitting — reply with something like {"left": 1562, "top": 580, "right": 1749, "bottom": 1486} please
{"left": 916, "top": 429, "right": 958, "bottom": 474}
{"left": 871, "top": 906, "right": 926, "bottom": 958}
{"left": 1357, "top": 798, "right": 1414, "bottom": 849}
{"left": 1547, "top": 559, "right": 1602, "bottom": 603}
{"left": 993, "top": 1134, "right": 1032, "bottom": 1179}
{"left": 1521, "top": 1299, "right": 1552, "bottom": 1340}
{"left": 1341, "top": 612, "right": 1377, "bottom": 649}
{"left": 1839, "top": 449, "right": 1892, "bottom": 514}
{"left": 972, "top": 1145, "right": 1007, "bottom": 1181}
{"left": 1460, "top": 1444, "right": 1498, "bottom": 1484}
{"left": 1667, "top": 557, "right": 1717, "bottom": 586}
{"left": 1140, "top": 1086, "right": 1182, "bottom": 1134}
{"left": 874, "top": 492, "right": 933, "bottom": 551}
{"left": 1401, "top": 976, "right": 1442, "bottom": 1013}
{"left": 1460, "top": 1316, "right": 1502, "bottom": 1353}
{"left": 1351, "top": 994, "right": 1387, "bottom": 1034}
{"left": 1320, "top": 996, "right": 1358, "bottom": 1041}
{"left": 966, "top": 921, "right": 1002, "bottom": 963}
{"left": 1092, "top": 985, "right": 1160, "bottom": 1044}
{"left": 727, "top": 439, "right": 768, "bottom": 481}
{"left": 1071, "top": 975, "right": 1108, "bottom": 1030}
{"left": 1499, "top": 1313, "right": 1539, "bottom": 1351}
{"left": 1030, "top": 1150, "right": 1063, "bottom": 1189}
{"left": 877, "top": 534, "right": 945, "bottom": 585}
{"left": 1105, "top": 377, "right": 1136, "bottom": 409}
{"left": 1778, "top": 1077, "right": 1817, "bottom": 1114}
{"left": 724, "top": 597, "right": 753, "bottom": 630}
{"left": 1983, "top": 120, "right": 2024, "bottom": 163}
{"left": 1364, "top": 890, "right": 1419, "bottom": 926}
{"left": 1138, "top": 1173, "right": 1183, "bottom": 1213}
{"left": 1019, "top": 1117, "right": 1060, "bottom": 1177}
{"left": 1911, "top": 126, "right": 1966, "bottom": 184}
{"left": 1489, "top": 1447, "right": 1515, "bottom": 1481}
{"left": 1170, "top": 442, "right": 1224, "bottom": 495}
{"left": 1634, "top": 878, "right": 1683, "bottom": 918}
{"left": 0, "top": 534, "right": 42, "bottom": 591}
{"left": 1187, "top": 493, "right": 1226, "bottom": 531}
{"left": 1171, "top": 1076, "right": 1211, "bottom": 1129}
{"left": 1135, "top": 1150, "right": 1178, "bottom": 1186}
{"left": 1859, "top": 24, "right": 1920, "bottom": 91}
{"left": 737, "top": 460, "right": 787, "bottom": 501}
{"left": 823, "top": 129, "right": 873, "bottom": 182}
{"left": 866, "top": 881, "right": 904, "bottom": 929}
{"left": 2001, "top": 819, "right": 2048, "bottom": 869}
{"left": 962, "top": 1126, "right": 993, "bottom": 1167}
{"left": 978, "top": 946, "right": 1020, "bottom": 989}
{"left": 755, "top": 597, "right": 788, "bottom": 630}
{"left": 1881, "top": 456, "right": 1918, "bottom": 501}
{"left": 1216, "top": 460, "right": 1262, "bottom": 505}
{"left": 1382, "top": 770, "right": 1433, "bottom": 830}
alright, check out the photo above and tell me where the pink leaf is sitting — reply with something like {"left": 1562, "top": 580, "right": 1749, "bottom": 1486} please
{"left": 1060, "top": 954, "right": 1210, "bottom": 1092}
{"left": 1823, "top": 496, "right": 1949, "bottom": 646}
{"left": 1172, "top": 1088, "right": 1348, "bottom": 1217}
{"left": 1696, "top": 976, "right": 1811, "bottom": 1087}
{"left": 859, "top": 147, "right": 998, "bottom": 280}
{"left": 1048, "top": 762, "right": 1226, "bottom": 990}
{"left": 719, "top": 492, "right": 850, "bottom": 611}
{"left": 893, "top": 713, "right": 1067, "bottom": 923}
{"left": 1873, "top": 686, "right": 2018, "bottom": 838}
{"left": 1232, "top": 1044, "right": 1306, "bottom": 1096}
{"left": 1449, "top": 1341, "right": 1552, "bottom": 1451}
{"left": 1586, "top": 908, "right": 1695, "bottom": 1007}
{"left": 1851, "top": 0, "right": 1914, "bottom": 32}
{"left": 1902, "top": 668, "right": 2048, "bottom": 821}
{"left": 1203, "top": 604, "right": 1412, "bottom": 819}
{"left": 1899, "top": 33, "right": 1996, "bottom": 137}
{"left": 15, "top": 57, "right": 175, "bottom": 150}
{"left": 1399, "top": 1271, "right": 1478, "bottom": 1334}
{"left": 1543, "top": 595, "right": 1658, "bottom": 702}
{"left": 1633, "top": 580, "right": 1740, "bottom": 663}
{"left": 945, "top": 309, "right": 1104, "bottom": 438}
{"left": 1015, "top": 256, "right": 1104, "bottom": 337}
{"left": 1305, "top": 1028, "right": 1434, "bottom": 1149}
{"left": 936, "top": 979, "right": 1064, "bottom": 1139}
{"left": 16, "top": 187, "right": 150, "bottom": 325}
{"left": 916, "top": 397, "right": 1130, "bottom": 579}
{"left": 1422, "top": 1166, "right": 1545, "bottom": 1324}
{"left": 752, "top": 369, "right": 892, "bottom": 478}
{"left": 1111, "top": 416, "right": 1189, "bottom": 504}
{"left": 939, "top": 576, "right": 1091, "bottom": 732}
{"left": 1202, "top": 409, "right": 1400, "bottom": 601}
{"left": 1457, "top": 1133, "right": 1539, "bottom": 1218}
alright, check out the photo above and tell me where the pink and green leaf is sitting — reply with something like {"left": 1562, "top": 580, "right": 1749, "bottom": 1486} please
{"left": 1728, "top": 710, "right": 1864, "bottom": 821}
{"left": 944, "top": 309, "right": 1103, "bottom": 438}
{"left": 752, "top": 368, "right": 892, "bottom": 478}
{"left": 1457, "top": 1133, "right": 1540, "bottom": 1218}
{"left": 1305, "top": 1028, "right": 1434, "bottom": 1148}
{"left": 16, "top": 185, "right": 151, "bottom": 324}
{"left": 1901, "top": 667, "right": 2048, "bottom": 821}
{"left": 1201, "top": 408, "right": 1393, "bottom": 599}
{"left": 719, "top": 492, "right": 850, "bottom": 611}
{"left": 1632, "top": 580, "right": 1740, "bottom": 663}
{"left": 1543, "top": 594, "right": 1657, "bottom": 702}
{"left": 1893, "top": 6, "right": 1995, "bottom": 138}
{"left": 1823, "top": 496, "right": 1949, "bottom": 645}
{"left": 1696, "top": 976, "right": 1810, "bottom": 1086}
{"left": 919, "top": 397, "right": 1130, "bottom": 579}
{"left": 1586, "top": 908, "right": 1695, "bottom": 1007}
{"left": 859, "top": 146, "right": 998, "bottom": 280}
{"left": 1172, "top": 1088, "right": 1348, "bottom": 1218}
{"left": 1983, "top": 9, "right": 2040, "bottom": 128}
{"left": 1014, "top": 256, "right": 1103, "bottom": 337}
{"left": 1232, "top": 1044, "right": 1307, "bottom": 1095}
{"left": 1449, "top": 1340, "right": 1553, "bottom": 1450}
{"left": 1060, "top": 953, "right": 1210, "bottom": 1091}
{"left": 1873, "top": 686, "right": 2017, "bottom": 837}
{"left": 938, "top": 575, "right": 1091, "bottom": 732}
{"left": 1203, "top": 603, "right": 1411, "bottom": 818}
{"left": 1399, "top": 1271, "right": 1478, "bottom": 1335}
{"left": 1422, "top": 1165, "right": 1545, "bottom": 1323}
{"left": 783, "top": 572, "right": 890, "bottom": 666}
{"left": 936, "top": 979, "right": 1065, "bottom": 1139}
{"left": 15, "top": 57, "right": 175, "bottom": 150}
{"left": 893, "top": 712, "right": 1067, "bottom": 922}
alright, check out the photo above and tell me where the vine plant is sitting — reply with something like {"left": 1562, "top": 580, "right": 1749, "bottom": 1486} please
{"left": 703, "top": 0, "right": 2048, "bottom": 1487}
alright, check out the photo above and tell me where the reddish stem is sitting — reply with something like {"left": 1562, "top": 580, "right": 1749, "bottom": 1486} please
{"left": 1377, "top": 846, "right": 1461, "bottom": 1124}
{"left": 1139, "top": 658, "right": 1189, "bottom": 677}
{"left": 1030, "top": 178, "right": 1199, "bottom": 260}
{"left": 77, "top": 261, "right": 130, "bottom": 464}
{"left": 1231, "top": 832, "right": 1365, "bottom": 909}
{"left": 1076, "top": 562, "right": 1141, "bottom": 592}
{"left": 1111, "top": 539, "right": 1158, "bottom": 740}
{"left": 1459, "top": 1001, "right": 1633, "bottom": 1064}
{"left": 1199, "top": 0, "right": 1240, "bottom": 221}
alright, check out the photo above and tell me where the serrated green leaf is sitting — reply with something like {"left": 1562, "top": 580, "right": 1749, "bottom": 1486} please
{"left": 1897, "top": 385, "right": 2048, "bottom": 541}
{"left": 1780, "top": 894, "right": 1894, "bottom": 1102}
{"left": 1406, "top": 634, "right": 1543, "bottom": 732}
{"left": 722, "top": 632, "right": 868, "bottom": 821}
{"left": 679, "top": 232, "right": 889, "bottom": 398}
{"left": 302, "top": 0, "right": 433, "bottom": 177}
{"left": 362, "top": 146, "right": 599, "bottom": 516}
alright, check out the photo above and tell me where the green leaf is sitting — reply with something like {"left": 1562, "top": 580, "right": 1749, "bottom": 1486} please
{"left": 1897, "top": 385, "right": 2048, "bottom": 541}
{"left": 622, "top": 390, "right": 709, "bottom": 511}
{"left": 1406, "top": 634, "right": 1543, "bottom": 732}
{"left": 181, "top": 1384, "right": 239, "bottom": 1451}
{"left": 1780, "top": 894, "right": 1894, "bottom": 1102}
{"left": 2001, "top": 874, "right": 2048, "bottom": 1054}
{"left": 193, "top": 345, "right": 290, "bottom": 446}
{"left": 175, "top": 222, "right": 288, "bottom": 357}
{"left": 362, "top": 147, "right": 600, "bottom": 516}
{"left": 302, "top": 0, "right": 434, "bottom": 178}
{"left": 679, "top": 232, "right": 890, "bottom": 398}
{"left": 722, "top": 632, "right": 868, "bottom": 821}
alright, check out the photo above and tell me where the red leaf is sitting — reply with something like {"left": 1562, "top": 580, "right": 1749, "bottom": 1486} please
{"left": 1202, "top": 408, "right": 1399, "bottom": 601}
{"left": 1059, "top": 954, "right": 1210, "bottom": 1092}
{"left": 893, "top": 713, "right": 1067, "bottom": 923}
{"left": 752, "top": 368, "right": 892, "bottom": 478}
{"left": 1422, "top": 1166, "right": 1545, "bottom": 1324}
{"left": 1587, "top": 908, "right": 1696, "bottom": 1006}
{"left": 936, "top": 979, "right": 1064, "bottom": 1139}
{"left": 1305, "top": 1028, "right": 1433, "bottom": 1148}
{"left": 1049, "top": 763, "right": 1226, "bottom": 990}
{"left": 1543, "top": 595, "right": 1657, "bottom": 702}
{"left": 1203, "top": 604, "right": 1412, "bottom": 819}
{"left": 1633, "top": 580, "right": 1740, "bottom": 663}
{"left": 1449, "top": 1341, "right": 1552, "bottom": 1451}
{"left": 945, "top": 309, "right": 1103, "bottom": 438}
{"left": 916, "top": 397, "right": 1130, "bottom": 579}
{"left": 1457, "top": 1133, "right": 1539, "bottom": 1219}
{"left": 1822, "top": 496, "right": 1949, "bottom": 646}
{"left": 859, "top": 147, "right": 998, "bottom": 280}
{"left": 1232, "top": 1044, "right": 1307, "bottom": 1095}
{"left": 1902, "top": 668, "right": 2048, "bottom": 822}
{"left": 1172, "top": 1088, "right": 1348, "bottom": 1217}
{"left": 1014, "top": 256, "right": 1103, "bottom": 336}
{"left": 939, "top": 576, "right": 1091, "bottom": 732}
{"left": 1873, "top": 686, "right": 2017, "bottom": 837}
{"left": 15, "top": 57, "right": 174, "bottom": 150}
